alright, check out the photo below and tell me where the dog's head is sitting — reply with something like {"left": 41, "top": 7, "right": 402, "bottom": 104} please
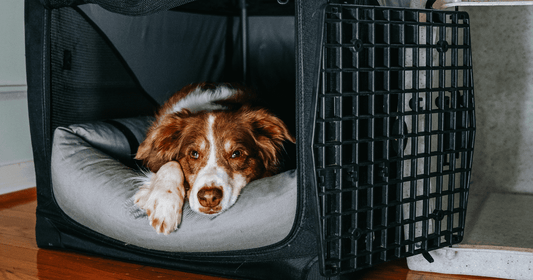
{"left": 136, "top": 106, "right": 295, "bottom": 215}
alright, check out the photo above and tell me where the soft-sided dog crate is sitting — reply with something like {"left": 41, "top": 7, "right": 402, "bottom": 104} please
{"left": 25, "top": 0, "right": 476, "bottom": 278}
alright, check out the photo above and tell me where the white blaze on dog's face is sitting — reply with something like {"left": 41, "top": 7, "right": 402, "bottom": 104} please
{"left": 184, "top": 114, "right": 246, "bottom": 215}
{"left": 173, "top": 108, "right": 292, "bottom": 215}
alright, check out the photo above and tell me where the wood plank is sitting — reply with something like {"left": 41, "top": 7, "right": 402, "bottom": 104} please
{"left": 0, "top": 270, "right": 38, "bottom": 280}
{"left": 0, "top": 205, "right": 37, "bottom": 250}
{"left": 0, "top": 245, "right": 38, "bottom": 280}
{"left": 36, "top": 248, "right": 230, "bottom": 280}
{"left": 0, "top": 235, "right": 35, "bottom": 251}
{"left": 0, "top": 188, "right": 36, "bottom": 210}
{"left": 356, "top": 259, "right": 410, "bottom": 280}
{"left": 0, "top": 243, "right": 230, "bottom": 280}
{"left": 7, "top": 201, "right": 37, "bottom": 214}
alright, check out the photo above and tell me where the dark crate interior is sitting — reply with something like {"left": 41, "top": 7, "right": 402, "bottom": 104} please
{"left": 313, "top": 4, "right": 475, "bottom": 276}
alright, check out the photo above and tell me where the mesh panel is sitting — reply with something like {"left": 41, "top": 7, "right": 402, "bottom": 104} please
{"left": 313, "top": 4, "right": 475, "bottom": 276}
{"left": 43, "top": 0, "right": 195, "bottom": 15}
{"left": 50, "top": 7, "right": 157, "bottom": 131}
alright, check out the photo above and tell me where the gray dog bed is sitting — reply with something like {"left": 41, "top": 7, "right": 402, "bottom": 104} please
{"left": 51, "top": 117, "right": 297, "bottom": 252}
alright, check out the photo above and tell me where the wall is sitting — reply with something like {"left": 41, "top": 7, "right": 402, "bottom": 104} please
{"left": 0, "top": 0, "right": 35, "bottom": 195}
{"left": 462, "top": 5, "right": 533, "bottom": 195}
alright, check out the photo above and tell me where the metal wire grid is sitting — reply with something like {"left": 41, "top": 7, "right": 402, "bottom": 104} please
{"left": 312, "top": 4, "right": 475, "bottom": 276}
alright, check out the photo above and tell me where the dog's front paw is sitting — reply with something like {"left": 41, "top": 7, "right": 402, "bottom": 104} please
{"left": 136, "top": 188, "right": 183, "bottom": 235}
{"left": 134, "top": 162, "right": 186, "bottom": 235}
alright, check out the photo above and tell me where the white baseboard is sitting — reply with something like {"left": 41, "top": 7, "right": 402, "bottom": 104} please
{"left": 0, "top": 161, "right": 36, "bottom": 195}
{"left": 0, "top": 85, "right": 27, "bottom": 95}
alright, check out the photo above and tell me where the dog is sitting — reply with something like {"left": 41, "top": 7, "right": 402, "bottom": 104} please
{"left": 134, "top": 82, "right": 295, "bottom": 235}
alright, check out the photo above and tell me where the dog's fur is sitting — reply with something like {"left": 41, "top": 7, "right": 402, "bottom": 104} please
{"left": 134, "top": 83, "right": 295, "bottom": 234}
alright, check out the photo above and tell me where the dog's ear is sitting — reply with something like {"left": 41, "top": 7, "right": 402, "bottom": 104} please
{"left": 247, "top": 108, "right": 295, "bottom": 175}
{"left": 136, "top": 111, "right": 191, "bottom": 172}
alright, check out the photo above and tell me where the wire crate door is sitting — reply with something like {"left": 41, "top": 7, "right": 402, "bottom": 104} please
{"left": 312, "top": 4, "right": 475, "bottom": 276}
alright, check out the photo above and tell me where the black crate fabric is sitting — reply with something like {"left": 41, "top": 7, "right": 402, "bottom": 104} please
{"left": 313, "top": 4, "right": 475, "bottom": 276}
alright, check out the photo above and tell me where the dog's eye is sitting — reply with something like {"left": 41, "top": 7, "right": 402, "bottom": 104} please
{"left": 190, "top": 150, "right": 199, "bottom": 159}
{"left": 231, "top": 150, "right": 242, "bottom": 159}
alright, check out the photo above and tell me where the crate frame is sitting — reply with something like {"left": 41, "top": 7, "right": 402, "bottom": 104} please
{"left": 312, "top": 3, "right": 476, "bottom": 276}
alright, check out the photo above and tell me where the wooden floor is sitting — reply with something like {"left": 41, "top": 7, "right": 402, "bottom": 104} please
{"left": 0, "top": 188, "right": 501, "bottom": 280}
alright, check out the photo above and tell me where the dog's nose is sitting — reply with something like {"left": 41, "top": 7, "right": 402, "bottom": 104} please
{"left": 197, "top": 187, "right": 223, "bottom": 208}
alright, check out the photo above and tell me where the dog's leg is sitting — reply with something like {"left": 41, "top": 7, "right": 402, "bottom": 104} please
{"left": 134, "top": 161, "right": 186, "bottom": 235}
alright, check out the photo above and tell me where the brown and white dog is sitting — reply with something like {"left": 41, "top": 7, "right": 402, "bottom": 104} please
{"left": 134, "top": 82, "right": 295, "bottom": 235}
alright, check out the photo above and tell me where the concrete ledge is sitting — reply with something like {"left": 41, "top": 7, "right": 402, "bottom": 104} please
{"left": 408, "top": 246, "right": 533, "bottom": 279}
{"left": 408, "top": 192, "right": 533, "bottom": 279}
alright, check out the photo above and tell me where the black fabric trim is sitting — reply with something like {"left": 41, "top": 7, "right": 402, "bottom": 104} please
{"left": 104, "top": 119, "right": 144, "bottom": 169}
